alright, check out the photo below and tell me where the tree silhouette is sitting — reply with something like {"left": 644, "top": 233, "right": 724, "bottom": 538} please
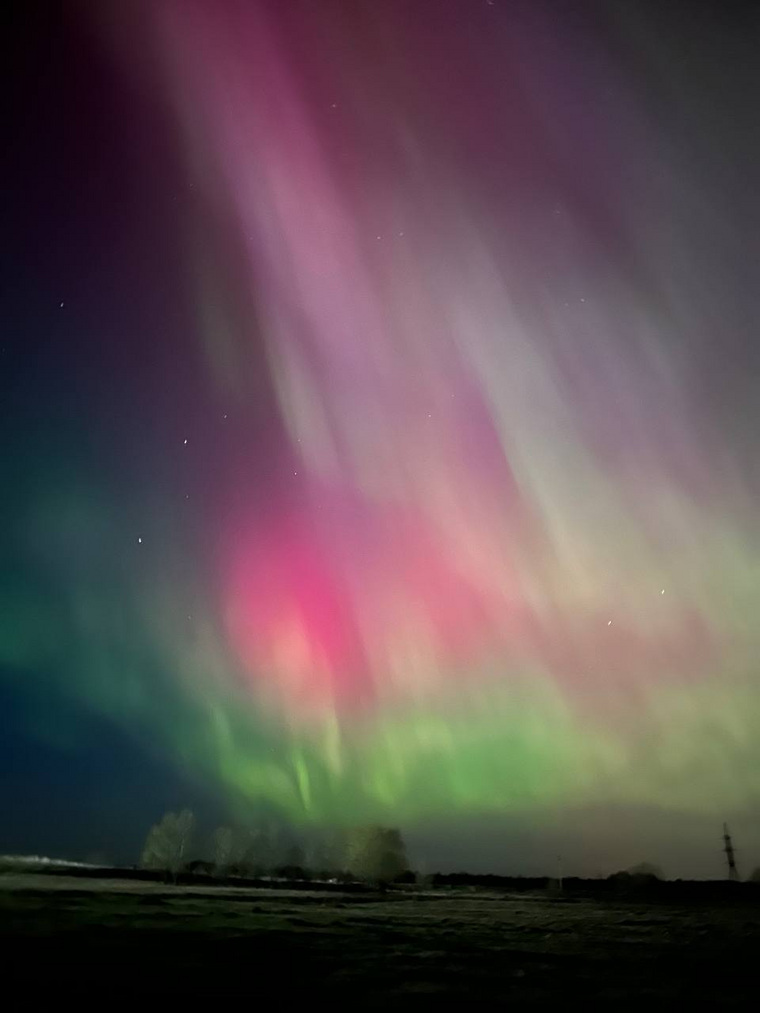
{"left": 141, "top": 809, "right": 195, "bottom": 880}
{"left": 212, "top": 826, "right": 237, "bottom": 876}
{"left": 211, "top": 824, "right": 280, "bottom": 876}
{"left": 345, "top": 826, "right": 407, "bottom": 885}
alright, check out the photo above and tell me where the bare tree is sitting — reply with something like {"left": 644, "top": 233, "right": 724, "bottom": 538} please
{"left": 345, "top": 826, "right": 407, "bottom": 886}
{"left": 414, "top": 858, "right": 433, "bottom": 890}
{"left": 304, "top": 829, "right": 345, "bottom": 879}
{"left": 211, "top": 825, "right": 276, "bottom": 877}
{"left": 212, "top": 826, "right": 236, "bottom": 876}
{"left": 141, "top": 809, "right": 195, "bottom": 881}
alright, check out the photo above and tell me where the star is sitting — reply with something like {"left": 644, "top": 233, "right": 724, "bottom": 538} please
{"left": 607, "top": 620, "right": 612, "bottom": 626}
{"left": 137, "top": 536, "right": 142, "bottom": 544}
{"left": 183, "top": 438, "right": 188, "bottom": 445}
{"left": 59, "top": 302, "right": 64, "bottom": 308}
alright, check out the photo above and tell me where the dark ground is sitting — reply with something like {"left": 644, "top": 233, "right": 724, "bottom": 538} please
{"left": 1, "top": 874, "right": 758, "bottom": 1004}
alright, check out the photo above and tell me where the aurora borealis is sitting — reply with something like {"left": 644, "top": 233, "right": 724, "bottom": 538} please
{"left": 4, "top": 0, "right": 760, "bottom": 872}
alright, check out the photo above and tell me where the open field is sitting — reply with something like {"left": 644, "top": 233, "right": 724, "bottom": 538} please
{"left": 1, "top": 874, "right": 758, "bottom": 1003}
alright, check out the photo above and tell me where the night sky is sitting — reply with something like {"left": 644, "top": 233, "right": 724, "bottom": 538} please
{"left": 3, "top": 0, "right": 760, "bottom": 877}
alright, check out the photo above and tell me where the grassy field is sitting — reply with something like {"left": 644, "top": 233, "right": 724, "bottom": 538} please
{"left": 1, "top": 873, "right": 757, "bottom": 1003}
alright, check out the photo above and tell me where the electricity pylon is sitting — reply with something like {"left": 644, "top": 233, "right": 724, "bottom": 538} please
{"left": 722, "top": 823, "right": 739, "bottom": 881}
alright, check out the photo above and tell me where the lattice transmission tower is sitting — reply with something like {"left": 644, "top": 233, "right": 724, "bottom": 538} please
{"left": 722, "top": 823, "right": 739, "bottom": 881}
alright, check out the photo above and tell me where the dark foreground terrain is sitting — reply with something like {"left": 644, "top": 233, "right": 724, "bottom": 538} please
{"left": 1, "top": 874, "right": 758, "bottom": 1004}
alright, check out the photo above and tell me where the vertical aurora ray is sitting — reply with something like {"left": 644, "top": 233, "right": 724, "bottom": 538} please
{"left": 5, "top": 0, "right": 760, "bottom": 831}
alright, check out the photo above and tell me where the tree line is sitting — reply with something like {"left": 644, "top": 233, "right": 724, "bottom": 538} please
{"left": 141, "top": 810, "right": 408, "bottom": 885}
